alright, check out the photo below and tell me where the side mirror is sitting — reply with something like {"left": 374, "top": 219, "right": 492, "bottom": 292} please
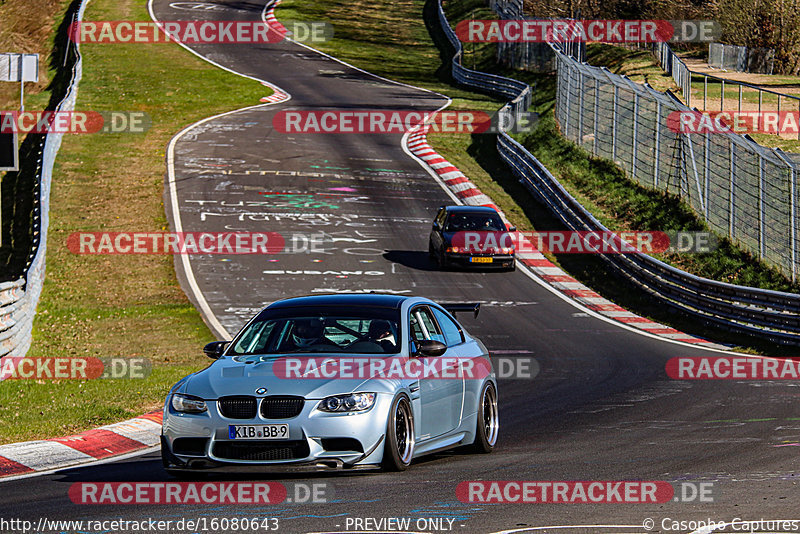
{"left": 204, "top": 341, "right": 230, "bottom": 359}
{"left": 507, "top": 225, "right": 517, "bottom": 232}
{"left": 417, "top": 339, "right": 447, "bottom": 357}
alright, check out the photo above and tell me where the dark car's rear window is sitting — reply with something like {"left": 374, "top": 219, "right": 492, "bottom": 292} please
{"left": 444, "top": 212, "right": 504, "bottom": 232}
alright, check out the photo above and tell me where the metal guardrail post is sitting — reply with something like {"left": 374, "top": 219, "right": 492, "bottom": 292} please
{"left": 593, "top": 77, "right": 599, "bottom": 155}
{"left": 578, "top": 70, "right": 584, "bottom": 143}
{"left": 794, "top": 166, "right": 798, "bottom": 282}
{"left": 684, "top": 133, "right": 705, "bottom": 214}
{"left": 654, "top": 101, "right": 660, "bottom": 188}
{"left": 729, "top": 143, "right": 736, "bottom": 238}
{"left": 632, "top": 93, "right": 638, "bottom": 178}
{"left": 758, "top": 154, "right": 765, "bottom": 259}
{"left": 685, "top": 68, "right": 691, "bottom": 108}
{"left": 612, "top": 85, "right": 618, "bottom": 161}
{"left": 758, "top": 90, "right": 762, "bottom": 130}
{"left": 776, "top": 149, "right": 798, "bottom": 283}
{"left": 565, "top": 64, "right": 571, "bottom": 137}
{"left": 704, "top": 131, "right": 710, "bottom": 218}
{"left": 704, "top": 76, "right": 707, "bottom": 110}
{"left": 738, "top": 84, "right": 742, "bottom": 114}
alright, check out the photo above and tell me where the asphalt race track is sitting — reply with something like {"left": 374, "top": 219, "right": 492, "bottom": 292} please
{"left": 3, "top": 1, "right": 799, "bottom": 532}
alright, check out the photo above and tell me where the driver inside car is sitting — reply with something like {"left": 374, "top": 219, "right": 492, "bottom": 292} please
{"left": 367, "top": 319, "right": 396, "bottom": 352}
{"left": 284, "top": 318, "right": 337, "bottom": 351}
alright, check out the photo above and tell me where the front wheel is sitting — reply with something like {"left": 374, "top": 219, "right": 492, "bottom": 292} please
{"left": 469, "top": 382, "right": 499, "bottom": 453}
{"left": 382, "top": 395, "right": 415, "bottom": 471}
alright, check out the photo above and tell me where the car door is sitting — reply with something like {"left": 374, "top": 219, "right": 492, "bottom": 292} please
{"left": 409, "top": 305, "right": 464, "bottom": 440}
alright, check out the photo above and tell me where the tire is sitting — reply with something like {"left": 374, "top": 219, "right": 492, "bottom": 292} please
{"left": 469, "top": 382, "right": 499, "bottom": 453}
{"left": 161, "top": 446, "right": 170, "bottom": 468}
{"left": 428, "top": 241, "right": 440, "bottom": 268}
{"left": 437, "top": 250, "right": 448, "bottom": 270}
{"left": 382, "top": 395, "right": 415, "bottom": 471}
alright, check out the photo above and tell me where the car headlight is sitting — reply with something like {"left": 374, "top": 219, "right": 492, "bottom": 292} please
{"left": 171, "top": 393, "right": 207, "bottom": 413}
{"left": 317, "top": 393, "right": 376, "bottom": 413}
{"left": 500, "top": 246, "right": 515, "bottom": 254}
{"left": 446, "top": 246, "right": 461, "bottom": 253}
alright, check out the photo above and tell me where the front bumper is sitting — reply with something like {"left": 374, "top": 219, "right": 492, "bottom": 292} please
{"left": 162, "top": 394, "right": 392, "bottom": 471}
{"left": 443, "top": 253, "right": 515, "bottom": 269}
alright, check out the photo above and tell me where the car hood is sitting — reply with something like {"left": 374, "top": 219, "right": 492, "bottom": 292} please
{"left": 178, "top": 354, "right": 402, "bottom": 399}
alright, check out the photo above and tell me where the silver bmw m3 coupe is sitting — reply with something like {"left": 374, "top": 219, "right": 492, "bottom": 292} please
{"left": 161, "top": 294, "right": 498, "bottom": 474}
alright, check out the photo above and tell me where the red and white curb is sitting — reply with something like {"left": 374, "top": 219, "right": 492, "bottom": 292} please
{"left": 264, "top": 0, "right": 287, "bottom": 35}
{"left": 260, "top": 1, "right": 291, "bottom": 104}
{"left": 260, "top": 82, "right": 290, "bottom": 104}
{"left": 406, "top": 126, "right": 499, "bottom": 210}
{"left": 0, "top": 411, "right": 162, "bottom": 479}
{"left": 404, "top": 125, "right": 726, "bottom": 349}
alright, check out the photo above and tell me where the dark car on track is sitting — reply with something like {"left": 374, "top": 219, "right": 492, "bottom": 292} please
{"left": 428, "top": 205, "right": 516, "bottom": 271}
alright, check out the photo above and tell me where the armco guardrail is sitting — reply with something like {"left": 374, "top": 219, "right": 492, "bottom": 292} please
{"left": 436, "top": 2, "right": 531, "bottom": 118}
{"left": 0, "top": 0, "right": 87, "bottom": 362}
{"left": 435, "top": 0, "right": 800, "bottom": 344}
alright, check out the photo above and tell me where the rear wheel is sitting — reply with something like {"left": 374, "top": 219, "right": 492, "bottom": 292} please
{"left": 469, "top": 382, "right": 498, "bottom": 453}
{"left": 428, "top": 241, "right": 439, "bottom": 267}
{"left": 382, "top": 395, "right": 415, "bottom": 471}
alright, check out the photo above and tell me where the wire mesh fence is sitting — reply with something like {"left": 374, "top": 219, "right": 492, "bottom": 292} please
{"left": 554, "top": 50, "right": 800, "bottom": 280}
{"left": 708, "top": 42, "right": 775, "bottom": 74}
{"left": 654, "top": 42, "right": 800, "bottom": 141}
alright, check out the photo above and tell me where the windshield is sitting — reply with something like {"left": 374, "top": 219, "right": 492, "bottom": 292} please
{"left": 228, "top": 307, "right": 401, "bottom": 355}
{"left": 444, "top": 212, "right": 505, "bottom": 232}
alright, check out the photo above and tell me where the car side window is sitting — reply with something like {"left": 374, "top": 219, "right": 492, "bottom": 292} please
{"left": 436, "top": 209, "right": 447, "bottom": 228}
{"left": 410, "top": 309, "right": 427, "bottom": 342}
{"left": 232, "top": 320, "right": 275, "bottom": 354}
{"left": 431, "top": 307, "right": 464, "bottom": 347}
{"left": 414, "top": 306, "right": 445, "bottom": 344}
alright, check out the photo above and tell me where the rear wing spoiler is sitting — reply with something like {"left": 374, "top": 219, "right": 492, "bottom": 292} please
{"left": 443, "top": 303, "right": 480, "bottom": 318}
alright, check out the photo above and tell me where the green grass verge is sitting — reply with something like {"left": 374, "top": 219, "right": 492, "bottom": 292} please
{"left": 0, "top": 0, "right": 270, "bottom": 444}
